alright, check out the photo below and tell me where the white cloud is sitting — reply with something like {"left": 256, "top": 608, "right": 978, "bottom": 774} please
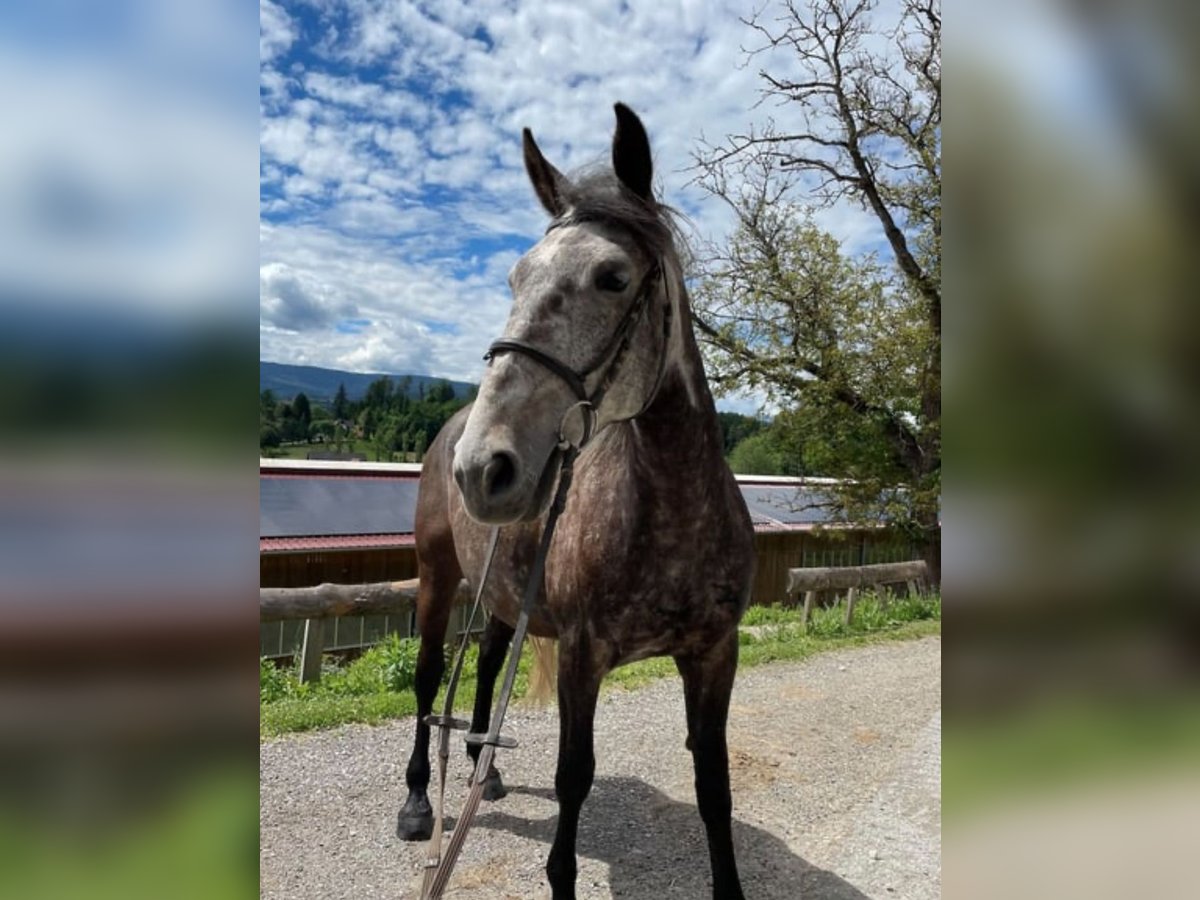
{"left": 260, "top": 0, "right": 297, "bottom": 62}
{"left": 260, "top": 0, "right": 918, "bottom": 398}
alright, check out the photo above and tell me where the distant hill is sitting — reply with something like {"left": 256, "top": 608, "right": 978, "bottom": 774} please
{"left": 260, "top": 361, "right": 475, "bottom": 404}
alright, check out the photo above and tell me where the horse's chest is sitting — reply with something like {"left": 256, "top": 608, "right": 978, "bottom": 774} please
{"left": 546, "top": 498, "right": 752, "bottom": 659}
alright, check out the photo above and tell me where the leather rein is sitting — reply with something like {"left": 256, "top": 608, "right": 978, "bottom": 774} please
{"left": 418, "top": 227, "right": 672, "bottom": 899}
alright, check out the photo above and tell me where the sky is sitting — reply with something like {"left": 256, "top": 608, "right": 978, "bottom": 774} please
{"left": 258, "top": 0, "right": 903, "bottom": 414}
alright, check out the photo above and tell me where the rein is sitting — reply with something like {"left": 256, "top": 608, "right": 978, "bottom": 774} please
{"left": 420, "top": 436, "right": 580, "bottom": 900}
{"left": 418, "top": 244, "right": 672, "bottom": 898}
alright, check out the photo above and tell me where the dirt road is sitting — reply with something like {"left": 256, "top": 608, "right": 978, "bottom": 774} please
{"left": 261, "top": 636, "right": 940, "bottom": 899}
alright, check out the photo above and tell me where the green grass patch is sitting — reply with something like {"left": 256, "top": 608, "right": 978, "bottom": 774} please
{"left": 262, "top": 592, "right": 940, "bottom": 738}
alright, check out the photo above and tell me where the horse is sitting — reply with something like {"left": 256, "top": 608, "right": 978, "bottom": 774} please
{"left": 397, "top": 102, "right": 756, "bottom": 900}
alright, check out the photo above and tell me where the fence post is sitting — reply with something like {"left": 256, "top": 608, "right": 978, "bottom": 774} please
{"left": 844, "top": 587, "right": 859, "bottom": 627}
{"left": 299, "top": 618, "right": 326, "bottom": 684}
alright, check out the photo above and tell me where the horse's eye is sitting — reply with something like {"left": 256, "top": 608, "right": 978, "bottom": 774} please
{"left": 594, "top": 270, "right": 630, "bottom": 293}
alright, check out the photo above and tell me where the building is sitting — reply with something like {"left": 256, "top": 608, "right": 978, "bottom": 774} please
{"left": 260, "top": 459, "right": 918, "bottom": 658}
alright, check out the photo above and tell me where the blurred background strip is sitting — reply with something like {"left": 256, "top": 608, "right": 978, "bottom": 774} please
{"left": 0, "top": 3, "right": 259, "bottom": 899}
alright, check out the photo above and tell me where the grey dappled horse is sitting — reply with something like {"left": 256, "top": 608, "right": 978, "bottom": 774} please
{"left": 399, "top": 103, "right": 756, "bottom": 900}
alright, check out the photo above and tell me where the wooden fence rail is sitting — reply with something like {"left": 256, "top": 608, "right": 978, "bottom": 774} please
{"left": 261, "top": 579, "right": 473, "bottom": 683}
{"left": 265, "top": 560, "right": 931, "bottom": 682}
{"left": 260, "top": 578, "right": 472, "bottom": 623}
{"left": 785, "top": 560, "right": 929, "bottom": 629}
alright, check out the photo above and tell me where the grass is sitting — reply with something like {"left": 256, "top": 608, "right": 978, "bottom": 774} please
{"left": 261, "top": 590, "right": 940, "bottom": 738}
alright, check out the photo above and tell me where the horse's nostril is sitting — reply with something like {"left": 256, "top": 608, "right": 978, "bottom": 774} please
{"left": 482, "top": 452, "right": 517, "bottom": 498}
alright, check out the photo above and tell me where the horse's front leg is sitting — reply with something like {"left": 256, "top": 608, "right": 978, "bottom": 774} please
{"left": 465, "top": 614, "right": 514, "bottom": 800}
{"left": 545, "top": 637, "right": 604, "bottom": 900}
{"left": 396, "top": 560, "right": 456, "bottom": 841}
{"left": 675, "top": 631, "right": 745, "bottom": 900}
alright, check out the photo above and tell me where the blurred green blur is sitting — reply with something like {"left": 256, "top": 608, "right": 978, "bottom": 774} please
{"left": 947, "top": 0, "right": 1199, "bottom": 895}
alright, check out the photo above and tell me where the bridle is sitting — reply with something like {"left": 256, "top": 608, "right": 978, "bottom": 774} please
{"left": 482, "top": 216, "right": 673, "bottom": 448}
{"left": 419, "top": 217, "right": 675, "bottom": 899}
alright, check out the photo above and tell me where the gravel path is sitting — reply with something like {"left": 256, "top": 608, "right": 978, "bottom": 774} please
{"left": 261, "top": 636, "right": 940, "bottom": 899}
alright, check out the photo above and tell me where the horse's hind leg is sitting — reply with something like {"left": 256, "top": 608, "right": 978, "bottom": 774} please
{"left": 675, "top": 631, "right": 745, "bottom": 900}
{"left": 396, "top": 550, "right": 460, "bottom": 841}
{"left": 465, "top": 614, "right": 514, "bottom": 801}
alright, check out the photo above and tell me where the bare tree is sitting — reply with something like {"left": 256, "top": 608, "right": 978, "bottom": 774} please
{"left": 694, "top": 0, "right": 941, "bottom": 580}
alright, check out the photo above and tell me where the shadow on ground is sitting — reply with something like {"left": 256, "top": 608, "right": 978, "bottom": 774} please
{"left": 474, "top": 776, "right": 868, "bottom": 899}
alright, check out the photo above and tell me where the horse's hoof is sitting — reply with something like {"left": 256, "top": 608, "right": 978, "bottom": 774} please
{"left": 397, "top": 794, "right": 433, "bottom": 841}
{"left": 466, "top": 766, "right": 508, "bottom": 801}
{"left": 480, "top": 770, "right": 508, "bottom": 802}
{"left": 397, "top": 814, "right": 432, "bottom": 841}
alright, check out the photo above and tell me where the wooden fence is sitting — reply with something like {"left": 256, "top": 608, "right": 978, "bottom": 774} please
{"left": 262, "top": 578, "right": 472, "bottom": 683}
{"left": 785, "top": 560, "right": 929, "bottom": 629}
{"left": 263, "top": 560, "right": 930, "bottom": 682}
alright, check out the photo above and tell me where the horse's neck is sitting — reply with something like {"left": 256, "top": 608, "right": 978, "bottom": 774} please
{"left": 630, "top": 310, "right": 725, "bottom": 473}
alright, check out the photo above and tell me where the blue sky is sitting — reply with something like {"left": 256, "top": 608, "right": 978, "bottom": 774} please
{"left": 258, "top": 0, "right": 901, "bottom": 412}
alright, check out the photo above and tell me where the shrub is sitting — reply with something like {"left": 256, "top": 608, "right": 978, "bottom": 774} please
{"left": 377, "top": 634, "right": 422, "bottom": 693}
{"left": 260, "top": 658, "right": 293, "bottom": 703}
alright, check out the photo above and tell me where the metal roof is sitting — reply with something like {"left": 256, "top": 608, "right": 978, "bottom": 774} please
{"left": 259, "top": 460, "right": 845, "bottom": 551}
{"left": 738, "top": 484, "right": 836, "bottom": 529}
{"left": 260, "top": 472, "right": 420, "bottom": 539}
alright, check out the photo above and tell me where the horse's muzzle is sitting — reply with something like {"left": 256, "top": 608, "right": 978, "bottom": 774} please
{"left": 453, "top": 443, "right": 529, "bottom": 524}
{"left": 453, "top": 440, "right": 561, "bottom": 526}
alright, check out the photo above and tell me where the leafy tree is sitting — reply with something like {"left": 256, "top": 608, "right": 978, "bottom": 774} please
{"left": 426, "top": 379, "right": 455, "bottom": 404}
{"left": 333, "top": 382, "right": 350, "bottom": 421}
{"left": 371, "top": 416, "right": 398, "bottom": 462}
{"left": 260, "top": 389, "right": 278, "bottom": 420}
{"left": 717, "top": 411, "right": 765, "bottom": 456}
{"left": 363, "top": 376, "right": 394, "bottom": 412}
{"left": 291, "top": 392, "right": 312, "bottom": 432}
{"left": 694, "top": 0, "right": 940, "bottom": 579}
{"left": 728, "top": 432, "right": 786, "bottom": 475}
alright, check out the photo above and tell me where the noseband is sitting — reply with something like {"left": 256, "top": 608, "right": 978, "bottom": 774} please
{"left": 483, "top": 221, "right": 672, "bottom": 448}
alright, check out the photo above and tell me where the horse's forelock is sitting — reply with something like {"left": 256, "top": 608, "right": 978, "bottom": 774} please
{"left": 553, "top": 166, "right": 688, "bottom": 268}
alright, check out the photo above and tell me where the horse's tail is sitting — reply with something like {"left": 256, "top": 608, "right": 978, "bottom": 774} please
{"left": 524, "top": 636, "right": 558, "bottom": 707}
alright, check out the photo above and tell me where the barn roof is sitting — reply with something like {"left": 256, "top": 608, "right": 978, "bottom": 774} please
{"left": 259, "top": 459, "right": 845, "bottom": 553}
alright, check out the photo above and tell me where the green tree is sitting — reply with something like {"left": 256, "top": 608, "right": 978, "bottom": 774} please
{"left": 291, "top": 392, "right": 312, "bottom": 433}
{"left": 694, "top": 0, "right": 940, "bottom": 579}
{"left": 371, "top": 416, "right": 399, "bottom": 462}
{"left": 259, "top": 424, "right": 281, "bottom": 450}
{"left": 728, "top": 432, "right": 785, "bottom": 475}
{"left": 260, "top": 389, "right": 278, "bottom": 421}
{"left": 426, "top": 379, "right": 455, "bottom": 404}
{"left": 717, "top": 411, "right": 765, "bottom": 456}
{"left": 333, "top": 382, "right": 350, "bottom": 421}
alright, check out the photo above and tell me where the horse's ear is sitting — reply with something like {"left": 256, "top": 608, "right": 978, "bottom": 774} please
{"left": 612, "top": 102, "right": 653, "bottom": 202}
{"left": 523, "top": 128, "right": 567, "bottom": 217}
